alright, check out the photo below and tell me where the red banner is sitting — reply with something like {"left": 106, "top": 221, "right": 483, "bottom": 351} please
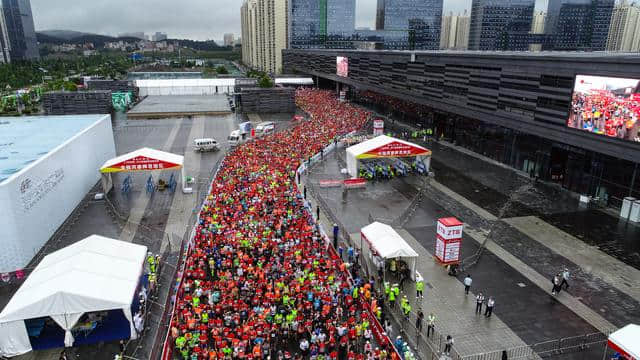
{"left": 319, "top": 179, "right": 343, "bottom": 188}
{"left": 360, "top": 141, "right": 430, "bottom": 159}
{"left": 103, "top": 156, "right": 181, "bottom": 173}
{"left": 343, "top": 178, "right": 367, "bottom": 188}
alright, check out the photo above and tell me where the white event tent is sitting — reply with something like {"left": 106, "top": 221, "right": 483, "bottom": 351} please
{"left": 346, "top": 135, "right": 431, "bottom": 178}
{"left": 135, "top": 78, "right": 236, "bottom": 96}
{"left": 99, "top": 147, "right": 185, "bottom": 193}
{"left": 608, "top": 324, "right": 640, "bottom": 359}
{"left": 0, "top": 235, "right": 147, "bottom": 357}
{"left": 361, "top": 222, "right": 419, "bottom": 280}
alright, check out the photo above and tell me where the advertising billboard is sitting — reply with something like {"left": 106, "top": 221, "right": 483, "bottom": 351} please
{"left": 337, "top": 56, "right": 348, "bottom": 77}
{"left": 568, "top": 75, "right": 640, "bottom": 143}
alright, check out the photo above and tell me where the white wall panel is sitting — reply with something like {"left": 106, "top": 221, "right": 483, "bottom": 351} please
{"left": 0, "top": 115, "right": 116, "bottom": 272}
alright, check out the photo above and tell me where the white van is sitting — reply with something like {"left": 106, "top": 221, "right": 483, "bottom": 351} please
{"left": 255, "top": 122, "right": 275, "bottom": 136}
{"left": 228, "top": 130, "right": 243, "bottom": 146}
{"left": 193, "top": 138, "right": 219, "bottom": 152}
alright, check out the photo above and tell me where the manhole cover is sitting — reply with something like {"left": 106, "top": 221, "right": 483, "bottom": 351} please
{"left": 517, "top": 282, "right": 526, "bottom": 287}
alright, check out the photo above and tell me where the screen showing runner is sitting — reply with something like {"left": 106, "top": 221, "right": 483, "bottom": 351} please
{"left": 337, "top": 56, "right": 348, "bottom": 77}
{"left": 568, "top": 75, "right": 640, "bottom": 142}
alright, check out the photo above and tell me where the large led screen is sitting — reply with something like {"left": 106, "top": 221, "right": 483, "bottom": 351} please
{"left": 568, "top": 75, "right": 640, "bottom": 142}
{"left": 336, "top": 56, "right": 348, "bottom": 77}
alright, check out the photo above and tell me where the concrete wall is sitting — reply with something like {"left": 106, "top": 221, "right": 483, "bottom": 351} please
{"left": 0, "top": 115, "right": 116, "bottom": 272}
{"left": 283, "top": 49, "right": 640, "bottom": 162}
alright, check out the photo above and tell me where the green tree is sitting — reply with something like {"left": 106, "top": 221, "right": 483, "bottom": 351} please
{"left": 216, "top": 65, "right": 229, "bottom": 74}
{"left": 257, "top": 75, "right": 274, "bottom": 88}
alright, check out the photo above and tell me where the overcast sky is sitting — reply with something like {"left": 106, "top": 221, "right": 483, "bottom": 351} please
{"left": 32, "top": 0, "right": 550, "bottom": 41}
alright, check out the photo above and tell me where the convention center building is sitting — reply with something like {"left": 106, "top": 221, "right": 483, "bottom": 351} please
{"left": 283, "top": 49, "right": 640, "bottom": 204}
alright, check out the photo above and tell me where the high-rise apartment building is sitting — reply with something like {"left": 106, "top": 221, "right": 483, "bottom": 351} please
{"left": 468, "top": 0, "right": 535, "bottom": 51}
{"left": 152, "top": 32, "right": 168, "bottom": 42}
{"left": 0, "top": 7, "right": 10, "bottom": 63}
{"left": 241, "top": 0, "right": 288, "bottom": 74}
{"left": 224, "top": 33, "right": 235, "bottom": 46}
{"left": 289, "top": 0, "right": 356, "bottom": 49}
{"left": 544, "top": 0, "right": 614, "bottom": 50}
{"left": 440, "top": 10, "right": 469, "bottom": 49}
{"left": 1, "top": 0, "right": 38, "bottom": 61}
{"left": 606, "top": 0, "right": 640, "bottom": 51}
{"left": 375, "top": 0, "right": 443, "bottom": 50}
{"left": 531, "top": 11, "right": 546, "bottom": 33}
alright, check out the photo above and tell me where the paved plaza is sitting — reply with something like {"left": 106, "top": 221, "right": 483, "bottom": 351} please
{"left": 300, "top": 131, "right": 638, "bottom": 359}
{"left": 127, "top": 95, "right": 232, "bottom": 118}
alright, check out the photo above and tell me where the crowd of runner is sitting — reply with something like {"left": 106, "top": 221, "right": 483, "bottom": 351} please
{"left": 568, "top": 90, "right": 640, "bottom": 142}
{"left": 168, "top": 89, "right": 401, "bottom": 360}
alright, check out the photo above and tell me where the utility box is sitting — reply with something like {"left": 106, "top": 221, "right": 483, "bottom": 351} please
{"left": 620, "top": 197, "right": 636, "bottom": 219}
{"left": 629, "top": 200, "right": 640, "bottom": 223}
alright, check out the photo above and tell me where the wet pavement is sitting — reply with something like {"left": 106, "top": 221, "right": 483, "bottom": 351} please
{"left": 306, "top": 134, "right": 636, "bottom": 359}
{"left": 379, "top": 119, "right": 640, "bottom": 271}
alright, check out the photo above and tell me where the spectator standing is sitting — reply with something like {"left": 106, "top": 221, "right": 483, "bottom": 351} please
{"left": 552, "top": 274, "right": 561, "bottom": 295}
{"left": 384, "top": 319, "right": 393, "bottom": 336}
{"left": 464, "top": 274, "right": 473, "bottom": 295}
{"left": 444, "top": 335, "right": 454, "bottom": 355}
{"left": 316, "top": 205, "right": 320, "bottom": 220}
{"left": 416, "top": 310, "right": 424, "bottom": 332}
{"left": 333, "top": 223, "right": 339, "bottom": 249}
{"left": 561, "top": 268, "right": 570, "bottom": 289}
{"left": 475, "top": 292, "right": 485, "bottom": 315}
{"left": 426, "top": 313, "right": 436, "bottom": 337}
{"left": 485, "top": 297, "right": 495, "bottom": 317}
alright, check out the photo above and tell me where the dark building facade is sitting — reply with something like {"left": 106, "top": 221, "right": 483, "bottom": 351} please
{"left": 375, "top": 0, "right": 443, "bottom": 50}
{"left": 1, "top": 0, "right": 38, "bottom": 61}
{"left": 283, "top": 49, "right": 640, "bottom": 203}
{"left": 544, "top": 0, "right": 614, "bottom": 51}
{"left": 468, "top": 0, "right": 535, "bottom": 51}
{"left": 289, "top": 0, "right": 356, "bottom": 49}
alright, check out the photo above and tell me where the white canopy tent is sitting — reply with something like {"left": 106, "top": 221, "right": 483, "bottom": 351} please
{"left": 274, "top": 77, "right": 314, "bottom": 86}
{"left": 0, "top": 235, "right": 147, "bottom": 357}
{"left": 346, "top": 135, "right": 431, "bottom": 178}
{"left": 99, "top": 147, "right": 186, "bottom": 193}
{"left": 134, "top": 78, "right": 236, "bottom": 96}
{"left": 608, "top": 324, "right": 640, "bottom": 359}
{"left": 361, "top": 222, "right": 419, "bottom": 280}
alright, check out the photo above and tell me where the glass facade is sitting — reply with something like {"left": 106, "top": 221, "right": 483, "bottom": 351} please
{"left": 544, "top": 0, "right": 614, "bottom": 50}
{"left": 350, "top": 88, "right": 640, "bottom": 205}
{"left": 327, "top": 0, "right": 355, "bottom": 36}
{"left": 1, "top": 0, "right": 38, "bottom": 60}
{"left": 290, "top": 0, "right": 356, "bottom": 49}
{"left": 375, "top": 0, "right": 443, "bottom": 50}
{"left": 468, "top": 0, "right": 535, "bottom": 51}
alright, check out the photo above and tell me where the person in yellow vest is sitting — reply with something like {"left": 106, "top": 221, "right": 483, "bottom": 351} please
{"left": 392, "top": 283, "right": 400, "bottom": 300}
{"left": 388, "top": 284, "right": 396, "bottom": 308}
{"left": 402, "top": 296, "right": 411, "bottom": 320}
{"left": 147, "top": 252, "right": 156, "bottom": 274}
{"left": 416, "top": 279, "right": 424, "bottom": 299}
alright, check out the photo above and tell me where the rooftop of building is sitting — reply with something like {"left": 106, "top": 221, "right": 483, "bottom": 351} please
{"left": 0, "top": 114, "right": 108, "bottom": 184}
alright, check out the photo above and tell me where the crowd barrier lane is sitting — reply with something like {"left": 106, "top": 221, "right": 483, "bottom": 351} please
{"left": 160, "top": 157, "right": 226, "bottom": 360}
